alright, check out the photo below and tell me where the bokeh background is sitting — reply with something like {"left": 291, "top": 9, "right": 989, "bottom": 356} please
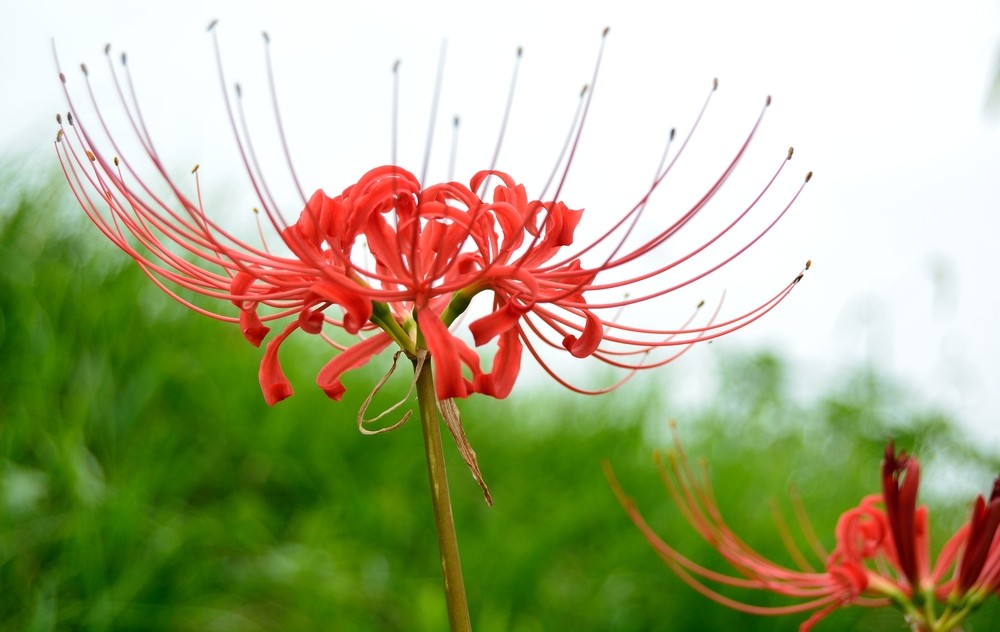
{"left": 2, "top": 0, "right": 1000, "bottom": 630}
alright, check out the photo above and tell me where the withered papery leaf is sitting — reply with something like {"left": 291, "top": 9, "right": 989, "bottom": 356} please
{"left": 439, "top": 398, "right": 493, "bottom": 506}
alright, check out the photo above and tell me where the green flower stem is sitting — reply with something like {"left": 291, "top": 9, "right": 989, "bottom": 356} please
{"left": 370, "top": 301, "right": 416, "bottom": 354}
{"left": 414, "top": 355, "right": 472, "bottom": 632}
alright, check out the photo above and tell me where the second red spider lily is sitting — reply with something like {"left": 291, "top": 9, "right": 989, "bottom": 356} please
{"left": 55, "top": 28, "right": 809, "bottom": 407}
{"left": 606, "top": 429, "right": 1000, "bottom": 632}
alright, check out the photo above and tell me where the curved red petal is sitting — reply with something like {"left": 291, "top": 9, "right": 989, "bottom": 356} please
{"left": 259, "top": 322, "right": 299, "bottom": 406}
{"left": 562, "top": 309, "right": 604, "bottom": 358}
{"left": 311, "top": 280, "right": 373, "bottom": 334}
{"left": 473, "top": 328, "right": 523, "bottom": 399}
{"left": 239, "top": 308, "right": 270, "bottom": 347}
{"left": 297, "top": 307, "right": 325, "bottom": 334}
{"left": 418, "top": 308, "right": 472, "bottom": 400}
{"left": 316, "top": 332, "right": 393, "bottom": 401}
{"left": 469, "top": 304, "right": 521, "bottom": 347}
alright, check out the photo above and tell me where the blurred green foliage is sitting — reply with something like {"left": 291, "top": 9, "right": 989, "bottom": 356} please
{"left": 1, "top": 175, "right": 998, "bottom": 631}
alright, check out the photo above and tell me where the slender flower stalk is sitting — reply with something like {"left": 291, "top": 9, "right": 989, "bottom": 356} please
{"left": 56, "top": 23, "right": 810, "bottom": 631}
{"left": 606, "top": 426, "right": 1000, "bottom": 632}
{"left": 413, "top": 354, "right": 473, "bottom": 631}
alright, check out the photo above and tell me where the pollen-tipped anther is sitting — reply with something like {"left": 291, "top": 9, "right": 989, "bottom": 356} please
{"left": 192, "top": 164, "right": 200, "bottom": 174}
{"left": 104, "top": 43, "right": 111, "bottom": 55}
{"left": 80, "top": 63, "right": 88, "bottom": 76}
{"left": 713, "top": 77, "right": 719, "bottom": 90}
{"left": 766, "top": 95, "right": 772, "bottom": 106}
{"left": 805, "top": 171, "right": 813, "bottom": 183}
{"left": 262, "top": 31, "right": 270, "bottom": 44}
{"left": 787, "top": 146, "right": 794, "bottom": 160}
{"left": 602, "top": 26, "right": 610, "bottom": 37}
{"left": 207, "top": 19, "right": 219, "bottom": 32}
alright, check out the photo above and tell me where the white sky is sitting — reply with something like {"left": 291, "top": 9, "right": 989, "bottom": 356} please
{"left": 3, "top": 0, "right": 999, "bottom": 446}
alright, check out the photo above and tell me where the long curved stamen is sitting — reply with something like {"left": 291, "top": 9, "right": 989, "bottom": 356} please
{"left": 262, "top": 30, "right": 308, "bottom": 206}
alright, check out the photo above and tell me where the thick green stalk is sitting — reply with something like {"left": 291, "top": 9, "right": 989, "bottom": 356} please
{"left": 414, "top": 356, "right": 472, "bottom": 632}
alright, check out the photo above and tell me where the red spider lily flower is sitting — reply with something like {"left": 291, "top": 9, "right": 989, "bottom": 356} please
{"left": 606, "top": 428, "right": 1000, "bottom": 632}
{"left": 54, "top": 27, "right": 810, "bottom": 407}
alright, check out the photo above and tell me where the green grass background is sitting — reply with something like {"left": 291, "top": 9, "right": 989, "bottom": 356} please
{"left": 2, "top": 175, "right": 998, "bottom": 631}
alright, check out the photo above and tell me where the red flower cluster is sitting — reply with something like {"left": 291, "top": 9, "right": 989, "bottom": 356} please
{"left": 828, "top": 444, "right": 1000, "bottom": 627}
{"left": 608, "top": 431, "right": 1000, "bottom": 631}
{"left": 55, "top": 29, "right": 809, "bottom": 406}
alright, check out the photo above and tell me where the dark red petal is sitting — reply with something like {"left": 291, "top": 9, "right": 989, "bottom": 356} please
{"left": 882, "top": 441, "right": 922, "bottom": 588}
{"left": 957, "top": 478, "right": 1000, "bottom": 592}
